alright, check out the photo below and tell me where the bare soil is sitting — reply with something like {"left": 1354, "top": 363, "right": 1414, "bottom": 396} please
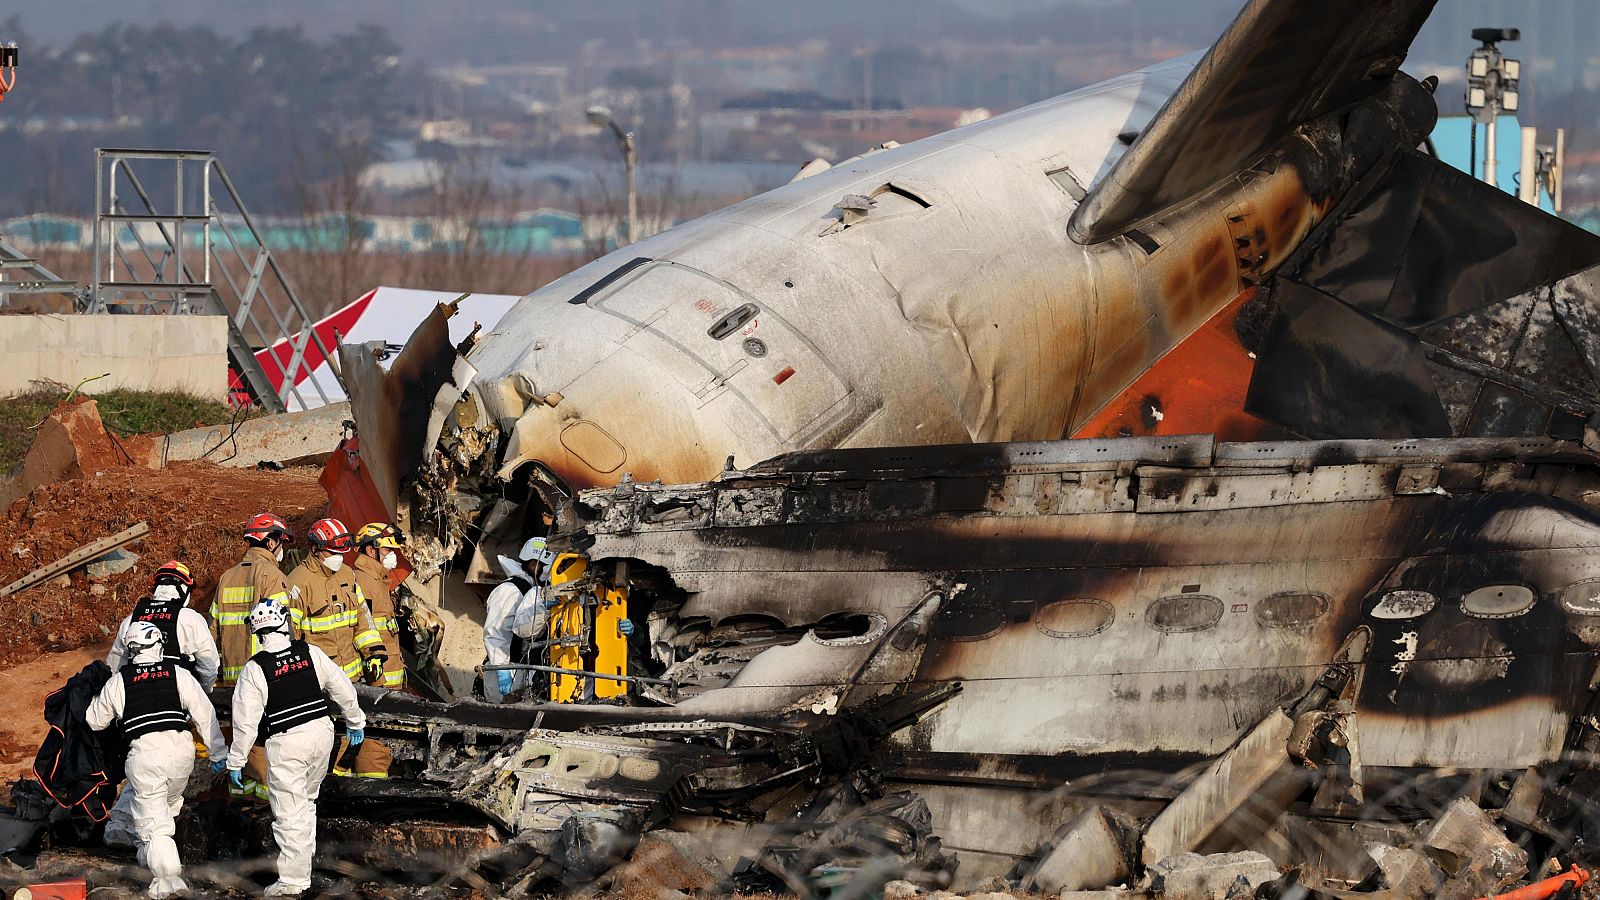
{"left": 0, "top": 645, "right": 106, "bottom": 793}
{"left": 0, "top": 461, "right": 329, "bottom": 669}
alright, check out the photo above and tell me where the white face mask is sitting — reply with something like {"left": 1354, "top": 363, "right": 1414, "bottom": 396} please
{"left": 152, "top": 584, "right": 182, "bottom": 603}
{"left": 275, "top": 546, "right": 285, "bottom": 562}
{"left": 320, "top": 553, "right": 344, "bottom": 573}
{"left": 381, "top": 550, "right": 399, "bottom": 571}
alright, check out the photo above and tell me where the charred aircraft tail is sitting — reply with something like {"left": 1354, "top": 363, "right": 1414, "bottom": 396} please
{"left": 1242, "top": 150, "right": 1600, "bottom": 440}
{"left": 1070, "top": 0, "right": 1439, "bottom": 244}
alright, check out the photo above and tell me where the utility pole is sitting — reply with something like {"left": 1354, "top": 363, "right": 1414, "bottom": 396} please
{"left": 586, "top": 105, "right": 638, "bottom": 245}
{"left": 1465, "top": 27, "right": 1521, "bottom": 189}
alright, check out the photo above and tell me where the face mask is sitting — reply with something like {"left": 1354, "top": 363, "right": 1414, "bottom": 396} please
{"left": 321, "top": 553, "right": 344, "bottom": 573}
{"left": 381, "top": 551, "right": 399, "bottom": 571}
{"left": 275, "top": 546, "right": 285, "bottom": 562}
{"left": 152, "top": 584, "right": 182, "bottom": 603}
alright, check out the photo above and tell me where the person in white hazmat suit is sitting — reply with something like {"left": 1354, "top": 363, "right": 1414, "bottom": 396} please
{"left": 85, "top": 621, "right": 228, "bottom": 899}
{"left": 482, "top": 536, "right": 556, "bottom": 702}
{"left": 226, "top": 599, "right": 366, "bottom": 896}
{"left": 102, "top": 561, "right": 222, "bottom": 848}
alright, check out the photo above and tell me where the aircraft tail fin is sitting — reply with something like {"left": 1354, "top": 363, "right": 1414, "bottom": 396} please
{"left": 1069, "top": 0, "right": 1437, "bottom": 244}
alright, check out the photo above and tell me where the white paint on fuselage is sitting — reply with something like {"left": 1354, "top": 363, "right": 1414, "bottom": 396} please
{"left": 464, "top": 54, "right": 1230, "bottom": 486}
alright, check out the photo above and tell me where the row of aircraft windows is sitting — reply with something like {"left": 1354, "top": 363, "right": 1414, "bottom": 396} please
{"left": 1015, "top": 581, "right": 1599, "bottom": 639}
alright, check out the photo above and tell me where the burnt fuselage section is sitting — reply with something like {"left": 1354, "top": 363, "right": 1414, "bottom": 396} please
{"left": 341, "top": 434, "right": 1600, "bottom": 887}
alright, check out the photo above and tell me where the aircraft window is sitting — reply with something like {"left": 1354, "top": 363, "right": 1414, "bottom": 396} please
{"left": 708, "top": 303, "right": 759, "bottom": 340}
{"left": 1462, "top": 584, "right": 1536, "bottom": 618}
{"left": 1370, "top": 590, "right": 1436, "bottom": 619}
{"left": 1036, "top": 598, "right": 1114, "bottom": 638}
{"left": 931, "top": 603, "right": 1006, "bottom": 642}
{"left": 559, "top": 419, "right": 627, "bottom": 474}
{"left": 619, "top": 757, "right": 663, "bottom": 781}
{"left": 814, "top": 612, "right": 887, "bottom": 646}
{"left": 1562, "top": 579, "right": 1600, "bottom": 616}
{"left": 1257, "top": 592, "right": 1330, "bottom": 628}
{"left": 1146, "top": 595, "right": 1223, "bottom": 633}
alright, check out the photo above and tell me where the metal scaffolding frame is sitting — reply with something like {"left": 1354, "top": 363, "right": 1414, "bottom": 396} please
{"left": 90, "top": 148, "right": 342, "bottom": 413}
{"left": 0, "top": 237, "right": 76, "bottom": 306}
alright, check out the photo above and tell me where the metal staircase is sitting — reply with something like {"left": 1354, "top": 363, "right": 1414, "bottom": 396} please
{"left": 0, "top": 237, "right": 76, "bottom": 306}
{"left": 90, "top": 148, "right": 342, "bottom": 413}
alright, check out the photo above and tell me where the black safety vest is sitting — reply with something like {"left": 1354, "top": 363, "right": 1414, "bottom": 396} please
{"left": 252, "top": 641, "right": 330, "bottom": 742}
{"left": 120, "top": 661, "right": 188, "bottom": 741}
{"left": 130, "top": 596, "right": 194, "bottom": 672}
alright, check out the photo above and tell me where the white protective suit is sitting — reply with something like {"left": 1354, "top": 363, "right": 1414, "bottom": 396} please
{"left": 86, "top": 650, "right": 227, "bottom": 899}
{"left": 482, "top": 555, "right": 549, "bottom": 702}
{"left": 102, "top": 603, "right": 223, "bottom": 847}
{"left": 227, "top": 632, "right": 365, "bottom": 895}
{"left": 107, "top": 606, "right": 222, "bottom": 692}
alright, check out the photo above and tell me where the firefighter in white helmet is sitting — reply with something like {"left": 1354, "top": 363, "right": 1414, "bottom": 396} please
{"left": 85, "top": 622, "right": 227, "bottom": 899}
{"left": 226, "top": 599, "right": 366, "bottom": 896}
{"left": 482, "top": 536, "right": 556, "bottom": 702}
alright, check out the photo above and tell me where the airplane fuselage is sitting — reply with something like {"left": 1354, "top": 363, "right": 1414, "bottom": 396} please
{"left": 455, "top": 57, "right": 1433, "bottom": 494}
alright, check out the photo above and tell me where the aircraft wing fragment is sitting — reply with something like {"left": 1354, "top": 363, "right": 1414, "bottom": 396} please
{"left": 1244, "top": 150, "right": 1600, "bottom": 439}
{"left": 1069, "top": 0, "right": 1437, "bottom": 243}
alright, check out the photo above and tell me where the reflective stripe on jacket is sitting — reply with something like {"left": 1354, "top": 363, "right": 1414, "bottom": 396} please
{"left": 212, "top": 547, "right": 290, "bottom": 688}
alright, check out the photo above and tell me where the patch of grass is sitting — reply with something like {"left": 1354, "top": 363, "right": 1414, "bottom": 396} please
{"left": 0, "top": 383, "right": 239, "bottom": 473}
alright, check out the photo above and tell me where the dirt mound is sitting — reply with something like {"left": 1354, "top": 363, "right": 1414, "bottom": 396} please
{"left": 0, "top": 461, "right": 328, "bottom": 669}
{"left": 0, "top": 645, "right": 105, "bottom": 793}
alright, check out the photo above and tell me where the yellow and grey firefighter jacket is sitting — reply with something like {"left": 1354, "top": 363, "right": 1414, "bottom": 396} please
{"left": 285, "top": 557, "right": 383, "bottom": 681}
{"left": 210, "top": 546, "right": 291, "bottom": 687}
{"left": 351, "top": 554, "right": 405, "bottom": 689}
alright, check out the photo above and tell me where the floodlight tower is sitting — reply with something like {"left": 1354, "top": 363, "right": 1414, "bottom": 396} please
{"left": 1465, "top": 27, "right": 1521, "bottom": 188}
{"left": 0, "top": 43, "right": 16, "bottom": 103}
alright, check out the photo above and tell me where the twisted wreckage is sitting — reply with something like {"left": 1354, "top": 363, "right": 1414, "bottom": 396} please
{"left": 316, "top": 0, "right": 1600, "bottom": 892}
{"left": 27, "top": 0, "right": 1600, "bottom": 893}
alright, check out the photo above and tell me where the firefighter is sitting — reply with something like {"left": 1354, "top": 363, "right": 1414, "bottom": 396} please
{"left": 351, "top": 523, "right": 406, "bottom": 690}
{"left": 87, "top": 622, "right": 228, "bottom": 899}
{"left": 211, "top": 513, "right": 292, "bottom": 803}
{"left": 226, "top": 600, "right": 365, "bottom": 897}
{"left": 285, "top": 517, "right": 390, "bottom": 778}
{"left": 213, "top": 513, "right": 293, "bottom": 686}
{"left": 106, "top": 561, "right": 220, "bottom": 691}
{"left": 482, "top": 536, "right": 556, "bottom": 702}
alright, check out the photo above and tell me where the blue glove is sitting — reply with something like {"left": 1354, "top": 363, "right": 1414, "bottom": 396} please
{"left": 210, "top": 759, "right": 227, "bottom": 774}
{"left": 346, "top": 727, "right": 365, "bottom": 746}
{"left": 497, "top": 670, "right": 514, "bottom": 696}
{"left": 617, "top": 619, "right": 635, "bottom": 636}
{"left": 228, "top": 769, "right": 243, "bottom": 789}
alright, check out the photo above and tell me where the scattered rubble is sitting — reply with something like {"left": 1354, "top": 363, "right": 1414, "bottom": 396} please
{"left": 0, "top": 462, "right": 326, "bottom": 668}
{"left": 0, "top": 522, "right": 148, "bottom": 597}
{"left": 1022, "top": 806, "right": 1134, "bottom": 894}
{"left": 1144, "top": 851, "right": 1279, "bottom": 898}
{"left": 1423, "top": 798, "right": 1530, "bottom": 899}
{"left": 82, "top": 548, "right": 138, "bottom": 580}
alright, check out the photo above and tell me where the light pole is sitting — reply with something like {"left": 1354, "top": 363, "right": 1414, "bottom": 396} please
{"left": 586, "top": 105, "right": 637, "bottom": 245}
{"left": 1465, "top": 27, "right": 1521, "bottom": 189}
